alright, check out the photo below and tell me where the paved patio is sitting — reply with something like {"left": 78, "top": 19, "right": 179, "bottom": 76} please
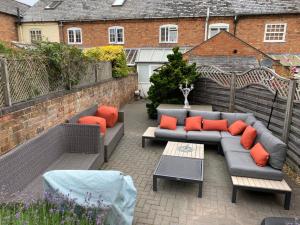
{"left": 102, "top": 100, "right": 300, "bottom": 225}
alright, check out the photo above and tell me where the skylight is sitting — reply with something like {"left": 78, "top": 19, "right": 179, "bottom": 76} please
{"left": 45, "top": 1, "right": 62, "bottom": 10}
{"left": 112, "top": 0, "right": 126, "bottom": 6}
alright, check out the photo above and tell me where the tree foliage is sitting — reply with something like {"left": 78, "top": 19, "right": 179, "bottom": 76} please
{"left": 146, "top": 47, "right": 199, "bottom": 118}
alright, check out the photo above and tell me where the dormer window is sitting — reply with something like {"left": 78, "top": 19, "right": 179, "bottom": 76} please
{"left": 112, "top": 0, "right": 126, "bottom": 6}
{"left": 45, "top": 1, "right": 62, "bottom": 10}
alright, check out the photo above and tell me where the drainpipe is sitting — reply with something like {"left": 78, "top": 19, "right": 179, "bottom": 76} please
{"left": 59, "top": 21, "right": 64, "bottom": 43}
{"left": 16, "top": 8, "right": 23, "bottom": 42}
{"left": 204, "top": 7, "right": 210, "bottom": 41}
{"left": 233, "top": 14, "right": 239, "bottom": 36}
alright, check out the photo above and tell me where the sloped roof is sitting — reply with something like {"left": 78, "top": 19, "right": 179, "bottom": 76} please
{"left": 0, "top": 0, "right": 30, "bottom": 17}
{"left": 269, "top": 54, "right": 300, "bottom": 67}
{"left": 22, "top": 0, "right": 300, "bottom": 22}
{"left": 190, "top": 56, "right": 260, "bottom": 72}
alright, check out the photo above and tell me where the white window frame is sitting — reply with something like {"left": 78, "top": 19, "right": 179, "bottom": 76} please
{"left": 67, "top": 27, "right": 82, "bottom": 45}
{"left": 264, "top": 23, "right": 287, "bottom": 43}
{"left": 30, "top": 29, "right": 42, "bottom": 43}
{"left": 159, "top": 24, "right": 178, "bottom": 44}
{"left": 108, "top": 26, "right": 125, "bottom": 44}
{"left": 208, "top": 23, "right": 229, "bottom": 39}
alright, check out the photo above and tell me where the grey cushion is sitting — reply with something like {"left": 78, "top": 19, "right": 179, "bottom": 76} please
{"left": 259, "top": 132, "right": 287, "bottom": 170}
{"left": 189, "top": 110, "right": 220, "bottom": 120}
{"left": 221, "top": 112, "right": 253, "bottom": 126}
{"left": 104, "top": 123, "right": 124, "bottom": 146}
{"left": 225, "top": 151, "right": 283, "bottom": 181}
{"left": 157, "top": 109, "right": 187, "bottom": 126}
{"left": 221, "top": 131, "right": 242, "bottom": 139}
{"left": 253, "top": 121, "right": 272, "bottom": 143}
{"left": 187, "top": 131, "right": 221, "bottom": 142}
{"left": 221, "top": 136, "right": 246, "bottom": 154}
{"left": 155, "top": 126, "right": 187, "bottom": 140}
{"left": 245, "top": 115, "right": 257, "bottom": 126}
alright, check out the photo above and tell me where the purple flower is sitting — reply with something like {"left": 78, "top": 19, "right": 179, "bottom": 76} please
{"left": 15, "top": 212, "right": 20, "bottom": 219}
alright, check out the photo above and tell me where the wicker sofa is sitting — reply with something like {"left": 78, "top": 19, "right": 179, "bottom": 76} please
{"left": 67, "top": 105, "right": 124, "bottom": 162}
{"left": 0, "top": 124, "right": 104, "bottom": 200}
{"left": 155, "top": 108, "right": 287, "bottom": 181}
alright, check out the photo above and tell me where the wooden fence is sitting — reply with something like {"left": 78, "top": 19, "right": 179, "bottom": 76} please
{"left": 0, "top": 57, "right": 112, "bottom": 108}
{"left": 193, "top": 65, "right": 300, "bottom": 174}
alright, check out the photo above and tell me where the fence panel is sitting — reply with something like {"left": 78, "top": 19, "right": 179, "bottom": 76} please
{"left": 0, "top": 62, "right": 5, "bottom": 107}
{"left": 7, "top": 58, "right": 49, "bottom": 103}
{"left": 288, "top": 102, "right": 300, "bottom": 172}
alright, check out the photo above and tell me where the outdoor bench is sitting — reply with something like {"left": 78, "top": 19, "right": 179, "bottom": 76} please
{"left": 0, "top": 123, "right": 104, "bottom": 200}
{"left": 67, "top": 105, "right": 125, "bottom": 162}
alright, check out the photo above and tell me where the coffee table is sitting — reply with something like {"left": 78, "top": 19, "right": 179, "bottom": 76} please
{"left": 153, "top": 142, "right": 204, "bottom": 197}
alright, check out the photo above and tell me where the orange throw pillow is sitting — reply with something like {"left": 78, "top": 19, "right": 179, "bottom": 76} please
{"left": 228, "top": 120, "right": 248, "bottom": 136}
{"left": 78, "top": 116, "right": 106, "bottom": 134}
{"left": 241, "top": 126, "right": 257, "bottom": 149}
{"left": 185, "top": 116, "right": 202, "bottom": 131}
{"left": 160, "top": 115, "right": 177, "bottom": 130}
{"left": 96, "top": 106, "right": 118, "bottom": 128}
{"left": 250, "top": 143, "right": 270, "bottom": 167}
{"left": 202, "top": 119, "right": 228, "bottom": 131}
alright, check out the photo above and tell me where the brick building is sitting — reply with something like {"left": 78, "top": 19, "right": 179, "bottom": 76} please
{"left": 0, "top": 0, "right": 29, "bottom": 43}
{"left": 21, "top": 0, "right": 300, "bottom": 55}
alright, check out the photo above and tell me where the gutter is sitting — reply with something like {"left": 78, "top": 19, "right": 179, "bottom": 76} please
{"left": 204, "top": 7, "right": 210, "bottom": 41}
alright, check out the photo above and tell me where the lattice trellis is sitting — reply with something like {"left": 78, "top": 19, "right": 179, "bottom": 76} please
{"left": 7, "top": 58, "right": 50, "bottom": 103}
{"left": 197, "top": 65, "right": 300, "bottom": 103}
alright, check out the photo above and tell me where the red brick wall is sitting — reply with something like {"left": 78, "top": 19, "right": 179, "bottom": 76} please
{"left": 183, "top": 31, "right": 268, "bottom": 60}
{"left": 61, "top": 15, "right": 300, "bottom": 54}
{"left": 0, "top": 13, "right": 18, "bottom": 43}
{"left": 0, "top": 74, "right": 137, "bottom": 155}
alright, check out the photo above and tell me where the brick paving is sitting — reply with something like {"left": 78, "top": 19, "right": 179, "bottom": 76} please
{"left": 102, "top": 100, "right": 300, "bottom": 225}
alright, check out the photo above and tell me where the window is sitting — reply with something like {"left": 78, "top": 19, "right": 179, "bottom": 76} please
{"left": 67, "top": 28, "right": 82, "bottom": 44}
{"left": 264, "top": 24, "right": 287, "bottom": 42}
{"left": 44, "top": 1, "right": 62, "bottom": 9}
{"left": 109, "top": 26, "right": 124, "bottom": 44}
{"left": 112, "top": 0, "right": 126, "bottom": 6}
{"left": 208, "top": 23, "right": 229, "bottom": 38}
{"left": 30, "top": 29, "right": 42, "bottom": 42}
{"left": 160, "top": 25, "right": 178, "bottom": 43}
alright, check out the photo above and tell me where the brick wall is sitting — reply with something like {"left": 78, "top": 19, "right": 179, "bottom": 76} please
{"left": 61, "top": 14, "right": 300, "bottom": 54}
{"left": 183, "top": 31, "right": 270, "bottom": 60}
{"left": 0, "top": 13, "right": 18, "bottom": 43}
{"left": 0, "top": 74, "right": 137, "bottom": 155}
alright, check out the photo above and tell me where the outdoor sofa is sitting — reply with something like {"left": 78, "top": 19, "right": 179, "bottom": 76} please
{"left": 0, "top": 124, "right": 104, "bottom": 200}
{"left": 67, "top": 105, "right": 124, "bottom": 162}
{"left": 150, "top": 108, "right": 292, "bottom": 209}
{"left": 154, "top": 108, "right": 287, "bottom": 181}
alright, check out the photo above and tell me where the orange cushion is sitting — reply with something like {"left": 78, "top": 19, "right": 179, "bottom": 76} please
{"left": 202, "top": 119, "right": 228, "bottom": 131}
{"left": 250, "top": 143, "right": 270, "bottom": 167}
{"left": 228, "top": 120, "right": 248, "bottom": 136}
{"left": 160, "top": 115, "right": 177, "bottom": 130}
{"left": 241, "top": 126, "right": 257, "bottom": 149}
{"left": 96, "top": 106, "right": 118, "bottom": 128}
{"left": 78, "top": 116, "right": 106, "bottom": 134}
{"left": 185, "top": 116, "right": 202, "bottom": 131}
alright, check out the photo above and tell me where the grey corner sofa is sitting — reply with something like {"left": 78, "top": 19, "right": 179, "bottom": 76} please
{"left": 154, "top": 108, "right": 287, "bottom": 181}
{"left": 67, "top": 105, "right": 125, "bottom": 162}
{"left": 0, "top": 124, "right": 104, "bottom": 200}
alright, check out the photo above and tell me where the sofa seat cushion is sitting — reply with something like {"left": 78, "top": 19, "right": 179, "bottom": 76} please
{"left": 187, "top": 131, "right": 221, "bottom": 142}
{"left": 221, "top": 137, "right": 246, "bottom": 154}
{"left": 221, "top": 131, "right": 241, "bottom": 139}
{"left": 225, "top": 151, "right": 283, "bottom": 181}
{"left": 157, "top": 109, "right": 187, "bottom": 126}
{"left": 155, "top": 126, "right": 186, "bottom": 140}
{"left": 104, "top": 122, "right": 124, "bottom": 146}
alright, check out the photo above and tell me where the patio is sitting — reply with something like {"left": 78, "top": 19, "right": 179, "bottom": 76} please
{"left": 102, "top": 100, "right": 300, "bottom": 225}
